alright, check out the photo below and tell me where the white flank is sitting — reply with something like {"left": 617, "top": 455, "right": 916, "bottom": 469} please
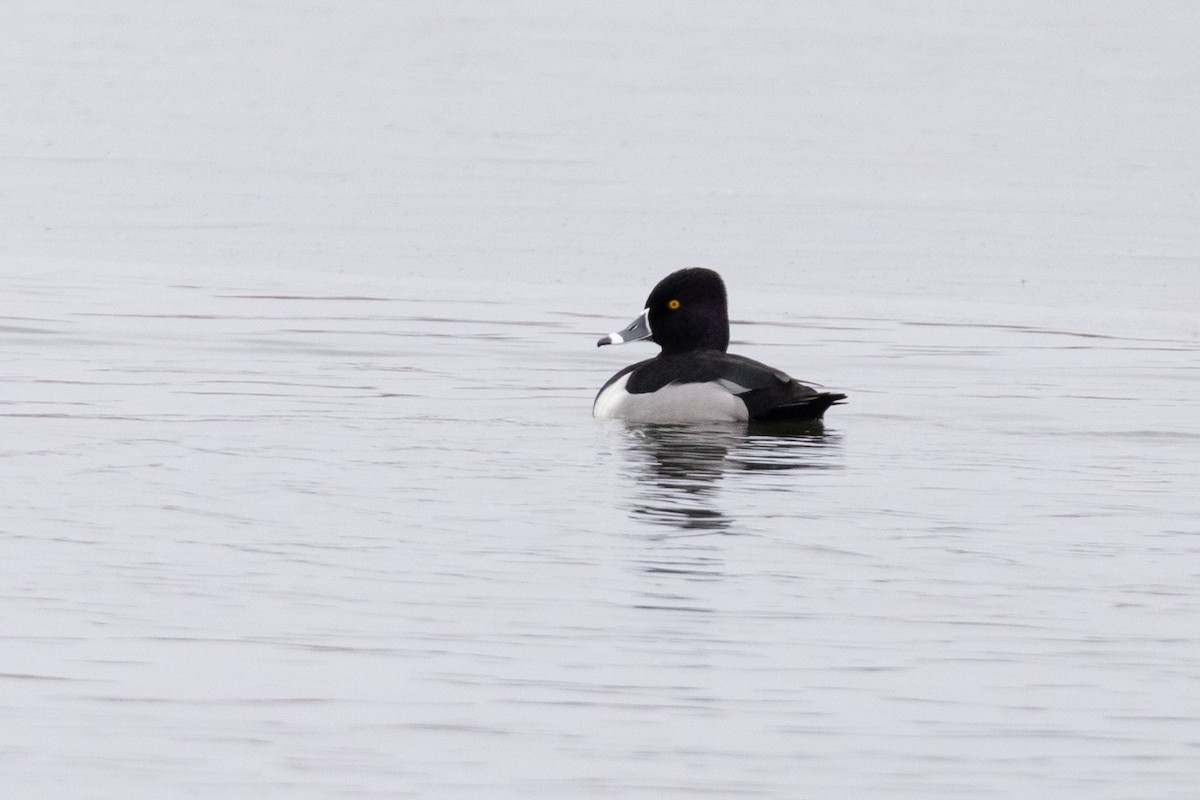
{"left": 594, "top": 376, "right": 749, "bottom": 423}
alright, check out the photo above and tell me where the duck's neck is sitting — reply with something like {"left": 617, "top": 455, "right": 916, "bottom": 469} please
{"left": 660, "top": 321, "right": 729, "bottom": 356}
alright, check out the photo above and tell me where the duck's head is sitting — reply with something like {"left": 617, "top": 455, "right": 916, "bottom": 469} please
{"left": 597, "top": 268, "right": 730, "bottom": 355}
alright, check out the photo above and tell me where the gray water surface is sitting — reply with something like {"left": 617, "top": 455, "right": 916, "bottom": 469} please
{"left": 3, "top": 2, "right": 1200, "bottom": 798}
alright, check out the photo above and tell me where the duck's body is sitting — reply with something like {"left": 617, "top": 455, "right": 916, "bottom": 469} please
{"left": 593, "top": 268, "right": 845, "bottom": 424}
{"left": 594, "top": 350, "right": 843, "bottom": 423}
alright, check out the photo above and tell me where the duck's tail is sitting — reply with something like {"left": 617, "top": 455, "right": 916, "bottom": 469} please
{"left": 756, "top": 391, "right": 847, "bottom": 422}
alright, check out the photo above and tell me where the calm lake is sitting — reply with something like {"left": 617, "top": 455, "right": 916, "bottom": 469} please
{"left": 3, "top": 2, "right": 1198, "bottom": 798}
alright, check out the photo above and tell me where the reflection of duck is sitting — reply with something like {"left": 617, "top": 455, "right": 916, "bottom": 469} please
{"left": 595, "top": 268, "right": 846, "bottom": 423}
{"left": 622, "top": 424, "right": 739, "bottom": 532}
{"left": 736, "top": 422, "right": 842, "bottom": 472}
{"left": 616, "top": 422, "right": 842, "bottom": 531}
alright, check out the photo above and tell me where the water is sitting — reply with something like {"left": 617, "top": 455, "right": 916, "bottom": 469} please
{"left": 3, "top": 2, "right": 1199, "bottom": 798}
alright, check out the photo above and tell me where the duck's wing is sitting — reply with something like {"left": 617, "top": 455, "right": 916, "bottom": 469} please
{"left": 715, "top": 354, "right": 846, "bottom": 422}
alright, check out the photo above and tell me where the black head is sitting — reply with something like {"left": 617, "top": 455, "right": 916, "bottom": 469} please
{"left": 645, "top": 268, "right": 730, "bottom": 355}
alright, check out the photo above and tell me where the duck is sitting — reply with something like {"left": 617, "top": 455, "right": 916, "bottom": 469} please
{"left": 594, "top": 268, "right": 846, "bottom": 423}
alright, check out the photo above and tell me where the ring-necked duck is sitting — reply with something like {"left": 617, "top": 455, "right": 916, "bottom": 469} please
{"left": 594, "top": 268, "right": 846, "bottom": 423}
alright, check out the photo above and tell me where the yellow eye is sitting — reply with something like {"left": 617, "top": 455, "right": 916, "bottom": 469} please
{"left": 667, "top": 299, "right": 681, "bottom": 310}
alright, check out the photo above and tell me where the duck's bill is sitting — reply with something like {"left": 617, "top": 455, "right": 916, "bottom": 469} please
{"left": 597, "top": 309, "right": 652, "bottom": 347}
